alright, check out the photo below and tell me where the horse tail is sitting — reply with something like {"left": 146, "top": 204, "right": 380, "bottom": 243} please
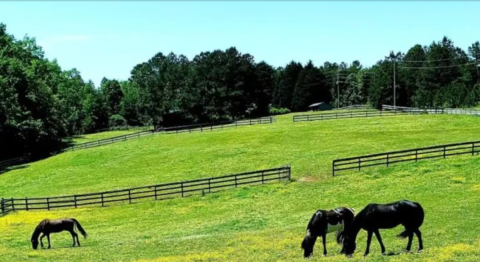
{"left": 397, "top": 230, "right": 409, "bottom": 238}
{"left": 72, "top": 219, "right": 88, "bottom": 238}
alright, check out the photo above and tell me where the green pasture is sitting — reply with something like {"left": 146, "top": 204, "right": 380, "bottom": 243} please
{"left": 1, "top": 112, "right": 480, "bottom": 262}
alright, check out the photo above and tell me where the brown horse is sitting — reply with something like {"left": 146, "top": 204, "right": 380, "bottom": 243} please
{"left": 31, "top": 218, "right": 88, "bottom": 249}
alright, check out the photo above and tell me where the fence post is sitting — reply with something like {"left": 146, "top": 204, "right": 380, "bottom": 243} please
{"left": 415, "top": 150, "right": 418, "bottom": 162}
{"left": 250, "top": 119, "right": 252, "bottom": 125}
{"left": 235, "top": 175, "right": 238, "bottom": 188}
{"left": 307, "top": 115, "right": 309, "bottom": 121}
{"left": 47, "top": 198, "right": 50, "bottom": 210}
{"left": 101, "top": 193, "right": 104, "bottom": 207}
{"left": 262, "top": 171, "right": 265, "bottom": 183}
{"left": 74, "top": 195, "right": 77, "bottom": 208}
{"left": 181, "top": 182, "right": 184, "bottom": 197}
{"left": 1, "top": 198, "right": 4, "bottom": 214}
{"left": 154, "top": 186, "right": 158, "bottom": 200}
{"left": 128, "top": 190, "right": 132, "bottom": 204}
{"left": 25, "top": 197, "right": 29, "bottom": 211}
{"left": 208, "top": 179, "right": 211, "bottom": 193}
{"left": 444, "top": 146, "right": 446, "bottom": 158}
{"left": 332, "top": 161, "right": 335, "bottom": 177}
{"left": 386, "top": 154, "right": 389, "bottom": 167}
{"left": 472, "top": 143, "right": 475, "bottom": 156}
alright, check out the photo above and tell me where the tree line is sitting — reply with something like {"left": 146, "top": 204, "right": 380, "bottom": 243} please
{"left": 1, "top": 22, "right": 479, "bottom": 160}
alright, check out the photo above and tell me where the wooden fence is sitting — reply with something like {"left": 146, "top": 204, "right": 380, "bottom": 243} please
{"left": 93, "top": 125, "right": 154, "bottom": 134}
{"left": 332, "top": 141, "right": 480, "bottom": 176}
{"left": 156, "top": 117, "right": 274, "bottom": 134}
{"left": 0, "top": 157, "right": 28, "bottom": 171}
{"left": 0, "top": 165, "right": 290, "bottom": 215}
{"left": 64, "top": 117, "right": 274, "bottom": 152}
{"left": 63, "top": 130, "right": 155, "bottom": 152}
{"left": 292, "top": 109, "right": 417, "bottom": 122}
{"left": 382, "top": 105, "right": 480, "bottom": 116}
{"left": 334, "top": 104, "right": 375, "bottom": 110}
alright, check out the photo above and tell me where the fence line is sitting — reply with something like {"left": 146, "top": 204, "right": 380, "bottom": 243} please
{"left": 63, "top": 117, "right": 274, "bottom": 152}
{"left": 0, "top": 165, "right": 290, "bottom": 215}
{"left": 0, "top": 157, "right": 28, "bottom": 171}
{"left": 382, "top": 105, "right": 480, "bottom": 116}
{"left": 334, "top": 104, "right": 375, "bottom": 110}
{"left": 292, "top": 109, "right": 419, "bottom": 122}
{"left": 92, "top": 125, "right": 154, "bottom": 134}
{"left": 332, "top": 141, "right": 480, "bottom": 176}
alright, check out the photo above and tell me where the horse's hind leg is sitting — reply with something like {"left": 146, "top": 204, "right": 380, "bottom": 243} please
{"left": 47, "top": 234, "right": 51, "bottom": 249}
{"left": 69, "top": 230, "right": 78, "bottom": 247}
{"left": 414, "top": 229, "right": 423, "bottom": 251}
{"left": 321, "top": 233, "right": 327, "bottom": 256}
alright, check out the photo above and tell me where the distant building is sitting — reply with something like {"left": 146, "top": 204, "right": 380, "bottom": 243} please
{"left": 308, "top": 102, "right": 333, "bottom": 111}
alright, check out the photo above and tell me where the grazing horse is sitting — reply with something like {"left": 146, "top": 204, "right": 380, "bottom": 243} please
{"left": 342, "top": 200, "right": 424, "bottom": 257}
{"left": 31, "top": 218, "right": 88, "bottom": 250}
{"left": 301, "top": 207, "right": 355, "bottom": 258}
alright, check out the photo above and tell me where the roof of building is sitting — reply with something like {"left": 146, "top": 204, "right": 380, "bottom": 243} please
{"left": 308, "top": 102, "right": 330, "bottom": 107}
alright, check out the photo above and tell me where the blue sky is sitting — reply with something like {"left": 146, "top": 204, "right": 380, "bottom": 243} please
{"left": 0, "top": 1, "right": 479, "bottom": 87}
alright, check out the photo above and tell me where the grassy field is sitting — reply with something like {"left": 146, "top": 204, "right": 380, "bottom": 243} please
{"left": 1, "top": 112, "right": 480, "bottom": 262}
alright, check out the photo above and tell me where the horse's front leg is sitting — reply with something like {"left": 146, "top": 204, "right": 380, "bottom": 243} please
{"left": 364, "top": 231, "right": 373, "bottom": 256}
{"left": 39, "top": 234, "right": 45, "bottom": 248}
{"left": 321, "top": 233, "right": 327, "bottom": 256}
{"left": 406, "top": 231, "right": 414, "bottom": 252}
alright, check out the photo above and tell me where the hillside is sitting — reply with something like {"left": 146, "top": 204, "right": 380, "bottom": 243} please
{"left": 1, "top": 113, "right": 479, "bottom": 197}
{"left": 1, "top": 113, "right": 480, "bottom": 262}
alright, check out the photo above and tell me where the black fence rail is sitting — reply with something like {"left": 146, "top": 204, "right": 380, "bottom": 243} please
{"left": 93, "top": 125, "right": 154, "bottom": 134}
{"left": 0, "top": 156, "right": 29, "bottom": 172}
{"left": 0, "top": 157, "right": 25, "bottom": 169}
{"left": 334, "top": 104, "right": 375, "bottom": 110}
{"left": 292, "top": 110, "right": 417, "bottom": 122}
{"left": 63, "top": 117, "right": 274, "bottom": 152}
{"left": 62, "top": 130, "right": 155, "bottom": 152}
{"left": 382, "top": 105, "right": 480, "bottom": 116}
{"left": 157, "top": 117, "right": 274, "bottom": 134}
{"left": 0, "top": 165, "right": 290, "bottom": 215}
{"left": 332, "top": 141, "right": 480, "bottom": 176}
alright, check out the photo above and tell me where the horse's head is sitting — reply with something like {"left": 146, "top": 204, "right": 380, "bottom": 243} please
{"left": 301, "top": 229, "right": 316, "bottom": 258}
{"left": 342, "top": 234, "right": 356, "bottom": 257}
{"left": 31, "top": 239, "right": 39, "bottom": 250}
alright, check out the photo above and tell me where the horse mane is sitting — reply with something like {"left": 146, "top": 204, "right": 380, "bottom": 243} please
{"left": 31, "top": 219, "right": 48, "bottom": 241}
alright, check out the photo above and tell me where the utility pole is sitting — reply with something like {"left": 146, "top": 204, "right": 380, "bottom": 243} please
{"left": 336, "top": 69, "right": 340, "bottom": 108}
{"left": 393, "top": 56, "right": 396, "bottom": 109}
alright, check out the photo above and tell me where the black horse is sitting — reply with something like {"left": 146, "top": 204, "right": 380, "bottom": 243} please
{"left": 342, "top": 200, "right": 424, "bottom": 257}
{"left": 31, "top": 218, "right": 88, "bottom": 250}
{"left": 301, "top": 207, "right": 355, "bottom": 258}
